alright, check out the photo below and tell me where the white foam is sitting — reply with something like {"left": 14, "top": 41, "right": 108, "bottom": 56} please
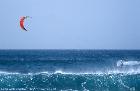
{"left": 54, "top": 70, "right": 64, "bottom": 74}
{"left": 117, "top": 60, "right": 140, "bottom": 67}
{"left": 0, "top": 69, "right": 140, "bottom": 76}
{"left": 0, "top": 71, "right": 20, "bottom": 75}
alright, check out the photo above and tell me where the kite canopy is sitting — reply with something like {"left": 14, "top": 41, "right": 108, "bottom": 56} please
{"left": 20, "top": 16, "right": 30, "bottom": 31}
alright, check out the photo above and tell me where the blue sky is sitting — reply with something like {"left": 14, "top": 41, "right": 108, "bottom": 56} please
{"left": 0, "top": 0, "right": 140, "bottom": 49}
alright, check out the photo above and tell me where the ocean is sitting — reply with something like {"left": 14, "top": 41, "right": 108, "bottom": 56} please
{"left": 0, "top": 50, "right": 140, "bottom": 91}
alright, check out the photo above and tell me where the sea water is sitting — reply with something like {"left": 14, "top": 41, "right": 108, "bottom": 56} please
{"left": 0, "top": 50, "right": 140, "bottom": 91}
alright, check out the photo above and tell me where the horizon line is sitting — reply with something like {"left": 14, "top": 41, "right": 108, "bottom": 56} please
{"left": 0, "top": 49, "right": 140, "bottom": 51}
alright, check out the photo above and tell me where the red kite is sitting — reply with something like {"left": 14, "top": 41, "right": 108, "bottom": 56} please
{"left": 20, "top": 16, "right": 30, "bottom": 31}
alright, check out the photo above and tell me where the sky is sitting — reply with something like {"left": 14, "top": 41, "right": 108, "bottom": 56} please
{"left": 0, "top": 0, "right": 140, "bottom": 49}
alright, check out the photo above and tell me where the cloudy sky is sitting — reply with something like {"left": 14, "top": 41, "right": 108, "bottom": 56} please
{"left": 0, "top": 0, "right": 140, "bottom": 49}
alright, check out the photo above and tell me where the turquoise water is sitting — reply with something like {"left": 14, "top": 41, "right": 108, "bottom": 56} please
{"left": 0, "top": 50, "right": 140, "bottom": 91}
